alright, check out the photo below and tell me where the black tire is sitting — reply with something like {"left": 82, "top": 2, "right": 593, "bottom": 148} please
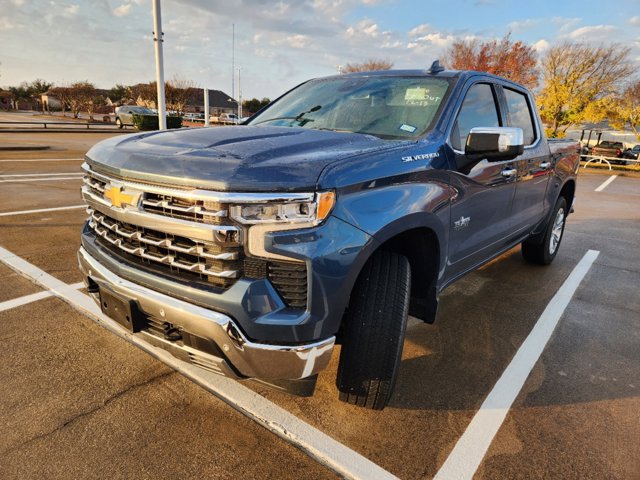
{"left": 116, "top": 117, "right": 123, "bottom": 129}
{"left": 336, "top": 250, "right": 411, "bottom": 410}
{"left": 522, "top": 196, "right": 567, "bottom": 265}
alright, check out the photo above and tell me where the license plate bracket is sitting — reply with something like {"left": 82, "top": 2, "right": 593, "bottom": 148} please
{"left": 99, "top": 287, "right": 145, "bottom": 333}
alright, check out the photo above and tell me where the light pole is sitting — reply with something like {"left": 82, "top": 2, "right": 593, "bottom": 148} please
{"left": 204, "top": 87, "right": 209, "bottom": 127}
{"left": 152, "top": 0, "right": 167, "bottom": 130}
{"left": 237, "top": 68, "right": 242, "bottom": 119}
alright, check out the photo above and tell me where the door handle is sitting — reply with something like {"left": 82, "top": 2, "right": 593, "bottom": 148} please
{"left": 540, "top": 162, "right": 551, "bottom": 169}
{"left": 501, "top": 168, "right": 517, "bottom": 178}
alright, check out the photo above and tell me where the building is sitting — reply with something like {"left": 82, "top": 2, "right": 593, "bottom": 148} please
{"left": 184, "top": 89, "right": 238, "bottom": 116}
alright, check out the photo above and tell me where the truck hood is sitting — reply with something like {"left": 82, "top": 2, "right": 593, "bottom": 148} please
{"left": 86, "top": 126, "right": 403, "bottom": 191}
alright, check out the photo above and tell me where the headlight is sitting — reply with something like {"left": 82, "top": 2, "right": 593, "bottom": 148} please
{"left": 230, "top": 191, "right": 335, "bottom": 226}
{"left": 233, "top": 191, "right": 336, "bottom": 262}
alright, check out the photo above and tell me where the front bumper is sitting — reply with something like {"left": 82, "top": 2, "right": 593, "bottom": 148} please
{"left": 78, "top": 246, "right": 335, "bottom": 381}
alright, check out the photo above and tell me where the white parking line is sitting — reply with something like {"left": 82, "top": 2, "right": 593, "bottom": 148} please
{"left": 0, "top": 173, "right": 83, "bottom": 177}
{"left": 0, "top": 205, "right": 86, "bottom": 217}
{"left": 595, "top": 175, "right": 617, "bottom": 192}
{"left": 0, "top": 282, "right": 84, "bottom": 313}
{"left": 0, "top": 158, "right": 84, "bottom": 163}
{"left": 0, "top": 245, "right": 397, "bottom": 480}
{"left": 434, "top": 249, "right": 600, "bottom": 480}
{"left": 0, "top": 177, "right": 82, "bottom": 183}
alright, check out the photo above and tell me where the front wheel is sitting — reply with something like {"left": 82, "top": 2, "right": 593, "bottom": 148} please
{"left": 336, "top": 250, "right": 411, "bottom": 410}
{"left": 522, "top": 196, "right": 567, "bottom": 265}
{"left": 115, "top": 117, "right": 123, "bottom": 129}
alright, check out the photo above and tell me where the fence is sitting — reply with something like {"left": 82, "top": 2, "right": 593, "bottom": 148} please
{"left": 0, "top": 121, "right": 117, "bottom": 130}
{"left": 581, "top": 154, "right": 639, "bottom": 170}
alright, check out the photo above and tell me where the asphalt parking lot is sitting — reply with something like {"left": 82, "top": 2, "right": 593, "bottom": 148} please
{"left": 0, "top": 131, "right": 638, "bottom": 480}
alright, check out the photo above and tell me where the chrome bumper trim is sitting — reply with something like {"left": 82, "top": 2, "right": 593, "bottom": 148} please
{"left": 83, "top": 162, "right": 315, "bottom": 204}
{"left": 78, "top": 246, "right": 334, "bottom": 380}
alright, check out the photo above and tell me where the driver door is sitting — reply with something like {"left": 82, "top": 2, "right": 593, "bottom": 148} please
{"left": 446, "top": 82, "right": 517, "bottom": 282}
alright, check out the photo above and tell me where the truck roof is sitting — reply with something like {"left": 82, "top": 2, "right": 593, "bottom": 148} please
{"left": 334, "top": 68, "right": 528, "bottom": 90}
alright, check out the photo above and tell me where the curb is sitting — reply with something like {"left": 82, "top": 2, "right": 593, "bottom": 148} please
{"left": 0, "top": 145, "right": 51, "bottom": 151}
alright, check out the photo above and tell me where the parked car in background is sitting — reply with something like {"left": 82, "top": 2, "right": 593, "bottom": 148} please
{"left": 210, "top": 113, "right": 240, "bottom": 124}
{"left": 590, "top": 141, "right": 625, "bottom": 164}
{"left": 183, "top": 113, "right": 205, "bottom": 122}
{"left": 622, "top": 144, "right": 640, "bottom": 161}
{"left": 115, "top": 106, "right": 156, "bottom": 128}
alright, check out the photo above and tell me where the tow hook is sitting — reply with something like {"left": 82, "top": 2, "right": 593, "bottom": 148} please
{"left": 226, "top": 323, "right": 245, "bottom": 349}
{"left": 163, "top": 322, "right": 182, "bottom": 341}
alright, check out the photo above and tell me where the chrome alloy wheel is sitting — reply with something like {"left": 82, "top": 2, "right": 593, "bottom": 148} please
{"left": 549, "top": 207, "right": 565, "bottom": 255}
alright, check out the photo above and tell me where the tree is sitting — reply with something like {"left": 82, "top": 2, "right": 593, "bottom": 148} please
{"left": 28, "top": 79, "right": 53, "bottom": 111}
{"left": 536, "top": 43, "right": 633, "bottom": 137}
{"left": 8, "top": 83, "right": 30, "bottom": 109}
{"left": 445, "top": 33, "right": 538, "bottom": 88}
{"left": 128, "top": 82, "right": 157, "bottom": 108}
{"left": 67, "top": 81, "right": 97, "bottom": 118}
{"left": 48, "top": 86, "right": 72, "bottom": 115}
{"left": 242, "top": 97, "right": 271, "bottom": 115}
{"left": 609, "top": 80, "right": 640, "bottom": 140}
{"left": 166, "top": 76, "right": 198, "bottom": 115}
{"left": 107, "top": 84, "right": 128, "bottom": 104}
{"left": 342, "top": 58, "right": 393, "bottom": 73}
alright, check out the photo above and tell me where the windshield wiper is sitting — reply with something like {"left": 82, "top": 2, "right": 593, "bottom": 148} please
{"left": 253, "top": 105, "right": 322, "bottom": 126}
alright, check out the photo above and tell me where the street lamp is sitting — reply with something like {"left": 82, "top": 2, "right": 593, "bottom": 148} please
{"left": 152, "top": 0, "right": 167, "bottom": 130}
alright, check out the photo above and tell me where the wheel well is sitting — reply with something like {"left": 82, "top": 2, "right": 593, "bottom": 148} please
{"left": 378, "top": 228, "right": 440, "bottom": 323}
{"left": 560, "top": 180, "right": 575, "bottom": 212}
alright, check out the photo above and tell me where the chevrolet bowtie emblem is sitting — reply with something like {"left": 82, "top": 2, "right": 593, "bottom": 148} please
{"left": 104, "top": 186, "right": 135, "bottom": 208}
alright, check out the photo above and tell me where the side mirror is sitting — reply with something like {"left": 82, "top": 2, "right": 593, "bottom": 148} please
{"left": 465, "top": 127, "right": 524, "bottom": 161}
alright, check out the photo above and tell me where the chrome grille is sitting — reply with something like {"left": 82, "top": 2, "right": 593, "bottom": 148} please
{"left": 88, "top": 207, "right": 241, "bottom": 287}
{"left": 82, "top": 163, "right": 308, "bottom": 306}
{"left": 141, "top": 193, "right": 228, "bottom": 224}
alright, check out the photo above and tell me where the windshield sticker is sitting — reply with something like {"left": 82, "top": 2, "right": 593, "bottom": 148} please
{"left": 401, "top": 152, "right": 440, "bottom": 163}
{"left": 399, "top": 124, "right": 417, "bottom": 133}
{"left": 405, "top": 87, "right": 428, "bottom": 101}
{"left": 404, "top": 87, "right": 442, "bottom": 106}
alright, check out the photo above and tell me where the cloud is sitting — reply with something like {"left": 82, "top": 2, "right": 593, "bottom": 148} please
{"left": 629, "top": 16, "right": 640, "bottom": 26}
{"left": 507, "top": 19, "right": 540, "bottom": 32}
{"left": 113, "top": 4, "right": 132, "bottom": 17}
{"left": 408, "top": 24, "right": 431, "bottom": 37}
{"left": 533, "top": 39, "right": 550, "bottom": 54}
{"left": 346, "top": 19, "right": 380, "bottom": 38}
{"left": 552, "top": 16, "right": 582, "bottom": 33}
{"left": 566, "top": 24, "right": 617, "bottom": 40}
{"left": 65, "top": 4, "right": 79, "bottom": 16}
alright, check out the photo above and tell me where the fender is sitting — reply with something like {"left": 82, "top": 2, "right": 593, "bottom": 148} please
{"left": 331, "top": 180, "right": 451, "bottom": 287}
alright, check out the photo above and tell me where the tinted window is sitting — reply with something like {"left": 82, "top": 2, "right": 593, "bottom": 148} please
{"left": 504, "top": 88, "right": 535, "bottom": 145}
{"left": 452, "top": 83, "right": 500, "bottom": 151}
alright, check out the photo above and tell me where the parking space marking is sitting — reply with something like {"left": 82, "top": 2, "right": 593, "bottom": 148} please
{"left": 0, "top": 158, "right": 84, "bottom": 163}
{"left": 595, "top": 175, "right": 617, "bottom": 192}
{"left": 0, "top": 205, "right": 86, "bottom": 217}
{"left": 0, "top": 177, "right": 83, "bottom": 183}
{"left": 434, "top": 249, "right": 600, "bottom": 480}
{"left": 0, "top": 173, "right": 83, "bottom": 178}
{"left": 0, "top": 245, "right": 397, "bottom": 480}
{"left": 0, "top": 282, "right": 84, "bottom": 313}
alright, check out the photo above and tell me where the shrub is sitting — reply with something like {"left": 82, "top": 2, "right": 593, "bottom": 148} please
{"left": 132, "top": 114, "right": 183, "bottom": 131}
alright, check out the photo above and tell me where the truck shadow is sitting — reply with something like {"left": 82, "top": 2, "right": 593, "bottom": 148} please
{"left": 388, "top": 241, "right": 633, "bottom": 411}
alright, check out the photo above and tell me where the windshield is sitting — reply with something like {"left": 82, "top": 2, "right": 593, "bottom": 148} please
{"left": 131, "top": 107, "right": 155, "bottom": 114}
{"left": 248, "top": 75, "right": 451, "bottom": 140}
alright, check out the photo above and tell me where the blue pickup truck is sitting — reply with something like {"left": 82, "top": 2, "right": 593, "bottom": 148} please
{"left": 79, "top": 64, "right": 579, "bottom": 409}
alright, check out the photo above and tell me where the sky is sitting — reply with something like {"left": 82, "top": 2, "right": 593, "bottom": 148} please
{"left": 1, "top": 0, "right": 639, "bottom": 100}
